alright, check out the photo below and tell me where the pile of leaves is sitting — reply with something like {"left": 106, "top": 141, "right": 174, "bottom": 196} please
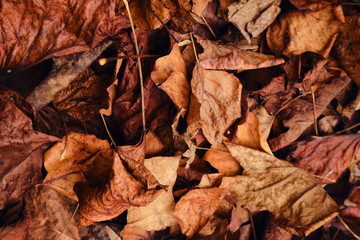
{"left": 0, "top": 0, "right": 360, "bottom": 239}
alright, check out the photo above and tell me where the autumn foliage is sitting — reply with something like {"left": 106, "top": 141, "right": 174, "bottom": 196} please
{"left": 0, "top": 0, "right": 360, "bottom": 239}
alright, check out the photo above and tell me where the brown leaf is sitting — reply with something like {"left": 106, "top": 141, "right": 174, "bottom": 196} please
{"left": 191, "top": 64, "right": 242, "bottom": 145}
{"left": 0, "top": 218, "right": 28, "bottom": 240}
{"left": 77, "top": 153, "right": 163, "bottom": 227}
{"left": 221, "top": 142, "right": 339, "bottom": 237}
{"left": 269, "top": 62, "right": 352, "bottom": 151}
{"left": 287, "top": 134, "right": 360, "bottom": 184}
{"left": 334, "top": 16, "right": 360, "bottom": 86}
{"left": 24, "top": 185, "right": 80, "bottom": 240}
{"left": 121, "top": 225, "right": 155, "bottom": 240}
{"left": 228, "top": 0, "right": 281, "bottom": 43}
{"left": 127, "top": 156, "right": 180, "bottom": 231}
{"left": 0, "top": 0, "right": 129, "bottom": 73}
{"left": 192, "top": 0, "right": 212, "bottom": 16}
{"left": 203, "top": 144, "right": 242, "bottom": 175}
{"left": 197, "top": 38, "right": 284, "bottom": 71}
{"left": 173, "top": 187, "right": 228, "bottom": 237}
{"left": 266, "top": 7, "right": 342, "bottom": 57}
{"left": 289, "top": 0, "right": 341, "bottom": 11}
{"left": 0, "top": 88, "right": 59, "bottom": 210}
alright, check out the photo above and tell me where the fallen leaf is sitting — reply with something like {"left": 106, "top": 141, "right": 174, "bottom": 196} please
{"left": 287, "top": 135, "right": 360, "bottom": 184}
{"left": 191, "top": 64, "right": 242, "bottom": 145}
{"left": 173, "top": 187, "right": 228, "bottom": 237}
{"left": 248, "top": 97, "right": 274, "bottom": 139}
{"left": 127, "top": 156, "right": 180, "bottom": 231}
{"left": 228, "top": 0, "right": 281, "bottom": 43}
{"left": 121, "top": 225, "right": 155, "bottom": 240}
{"left": 221, "top": 142, "right": 339, "bottom": 237}
{"left": 264, "top": 216, "right": 293, "bottom": 240}
{"left": 26, "top": 41, "right": 112, "bottom": 111}
{"left": 0, "top": 88, "right": 59, "bottom": 210}
{"left": 192, "top": 0, "right": 212, "bottom": 16}
{"left": 289, "top": 0, "right": 341, "bottom": 11}
{"left": 0, "top": 0, "right": 129, "bottom": 73}
{"left": 77, "top": 153, "right": 162, "bottom": 227}
{"left": 196, "top": 37, "right": 284, "bottom": 71}
{"left": 25, "top": 185, "right": 80, "bottom": 240}
{"left": 334, "top": 16, "right": 360, "bottom": 86}
{"left": 203, "top": 144, "right": 242, "bottom": 175}
{"left": 266, "top": 6, "right": 342, "bottom": 57}
{"left": 0, "top": 218, "right": 28, "bottom": 240}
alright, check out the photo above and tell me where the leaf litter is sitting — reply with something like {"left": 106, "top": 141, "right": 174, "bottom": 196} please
{"left": 1, "top": 0, "right": 360, "bottom": 239}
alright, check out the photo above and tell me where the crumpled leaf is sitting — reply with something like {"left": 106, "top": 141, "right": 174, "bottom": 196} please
{"left": 173, "top": 187, "right": 228, "bottom": 237}
{"left": 266, "top": 6, "right": 343, "bottom": 57}
{"left": 0, "top": 88, "right": 59, "bottom": 210}
{"left": 127, "top": 156, "right": 180, "bottom": 231}
{"left": 248, "top": 97, "right": 274, "bottom": 139}
{"left": 334, "top": 16, "right": 360, "bottom": 86}
{"left": 0, "top": 0, "right": 129, "bottom": 73}
{"left": 287, "top": 134, "right": 360, "bottom": 184}
{"left": 24, "top": 185, "right": 80, "bottom": 240}
{"left": 289, "top": 0, "right": 341, "bottom": 11}
{"left": 77, "top": 153, "right": 163, "bottom": 227}
{"left": 228, "top": 0, "right": 281, "bottom": 43}
{"left": 221, "top": 142, "right": 339, "bottom": 237}
{"left": 26, "top": 41, "right": 112, "bottom": 111}
{"left": 197, "top": 37, "right": 284, "bottom": 71}
{"left": 203, "top": 144, "right": 242, "bottom": 175}
{"left": 269, "top": 62, "right": 352, "bottom": 151}
{"left": 191, "top": 64, "right": 242, "bottom": 145}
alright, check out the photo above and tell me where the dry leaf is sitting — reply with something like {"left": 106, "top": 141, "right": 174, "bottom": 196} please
{"left": 221, "top": 142, "right": 339, "bottom": 236}
{"left": 192, "top": 0, "right": 212, "bottom": 16}
{"left": 197, "top": 37, "right": 284, "bottom": 71}
{"left": 77, "top": 153, "right": 162, "bottom": 227}
{"left": 248, "top": 97, "right": 274, "bottom": 139}
{"left": 287, "top": 135, "right": 360, "bottom": 184}
{"left": 0, "top": 0, "right": 129, "bottom": 72}
{"left": 266, "top": 7, "right": 342, "bottom": 57}
{"left": 289, "top": 0, "right": 341, "bottom": 11}
{"left": 173, "top": 187, "right": 228, "bottom": 237}
{"left": 334, "top": 16, "right": 360, "bottom": 86}
{"left": 127, "top": 156, "right": 180, "bottom": 231}
{"left": 24, "top": 185, "right": 80, "bottom": 240}
{"left": 0, "top": 88, "right": 59, "bottom": 210}
{"left": 191, "top": 64, "right": 242, "bottom": 145}
{"left": 121, "top": 225, "right": 155, "bottom": 240}
{"left": 203, "top": 144, "right": 242, "bottom": 175}
{"left": 0, "top": 218, "right": 28, "bottom": 240}
{"left": 228, "top": 0, "right": 281, "bottom": 43}
{"left": 26, "top": 41, "right": 112, "bottom": 111}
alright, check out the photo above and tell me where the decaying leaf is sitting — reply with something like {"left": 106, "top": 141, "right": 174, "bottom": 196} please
{"left": 221, "top": 142, "right": 339, "bottom": 236}
{"left": 267, "top": 6, "right": 343, "bottom": 57}
{"left": 228, "top": 0, "right": 281, "bottom": 43}
{"left": 0, "top": 89, "right": 59, "bottom": 210}
{"left": 25, "top": 185, "right": 80, "bottom": 240}
{"left": 77, "top": 153, "right": 163, "bottom": 227}
{"left": 287, "top": 134, "right": 360, "bottom": 184}
{"left": 197, "top": 37, "right": 284, "bottom": 71}
{"left": 191, "top": 64, "right": 242, "bottom": 145}
{"left": 289, "top": 0, "right": 341, "bottom": 11}
{"left": 334, "top": 16, "right": 360, "bottom": 86}
{"left": 0, "top": 0, "right": 129, "bottom": 73}
{"left": 174, "top": 187, "right": 228, "bottom": 237}
{"left": 248, "top": 97, "right": 274, "bottom": 139}
{"left": 127, "top": 156, "right": 180, "bottom": 231}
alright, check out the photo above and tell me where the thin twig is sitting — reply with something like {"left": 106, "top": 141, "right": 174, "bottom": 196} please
{"left": 140, "top": 0, "right": 178, "bottom": 43}
{"left": 196, "top": 146, "right": 230, "bottom": 153}
{"left": 123, "top": 0, "right": 146, "bottom": 133}
{"left": 190, "top": 33, "right": 199, "bottom": 63}
{"left": 332, "top": 225, "right": 341, "bottom": 240}
{"left": 248, "top": 209, "right": 257, "bottom": 240}
{"left": 337, "top": 215, "right": 360, "bottom": 240}
{"left": 98, "top": 54, "right": 159, "bottom": 65}
{"left": 100, "top": 113, "right": 117, "bottom": 148}
{"left": 200, "top": 15, "right": 217, "bottom": 39}
{"left": 312, "top": 174, "right": 336, "bottom": 183}
{"left": 55, "top": 203, "right": 79, "bottom": 240}
{"left": 334, "top": 122, "right": 360, "bottom": 135}
{"left": 310, "top": 86, "right": 318, "bottom": 136}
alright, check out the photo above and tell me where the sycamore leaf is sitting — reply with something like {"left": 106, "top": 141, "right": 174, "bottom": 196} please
{"left": 228, "top": 0, "right": 281, "bottom": 43}
{"left": 77, "top": 153, "right": 163, "bottom": 227}
{"left": 0, "top": 0, "right": 129, "bottom": 73}
{"left": 221, "top": 142, "right": 339, "bottom": 237}
{"left": 266, "top": 6, "right": 343, "bottom": 57}
{"left": 287, "top": 135, "right": 360, "bottom": 184}
{"left": 191, "top": 64, "right": 242, "bottom": 145}
{"left": 196, "top": 37, "right": 284, "bottom": 71}
{"left": 0, "top": 88, "right": 59, "bottom": 210}
{"left": 24, "top": 186, "right": 80, "bottom": 240}
{"left": 173, "top": 188, "right": 228, "bottom": 237}
{"left": 127, "top": 156, "right": 180, "bottom": 231}
{"left": 334, "top": 16, "right": 360, "bottom": 86}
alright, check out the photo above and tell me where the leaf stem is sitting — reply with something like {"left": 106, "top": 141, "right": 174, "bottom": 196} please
{"left": 337, "top": 215, "right": 360, "bottom": 240}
